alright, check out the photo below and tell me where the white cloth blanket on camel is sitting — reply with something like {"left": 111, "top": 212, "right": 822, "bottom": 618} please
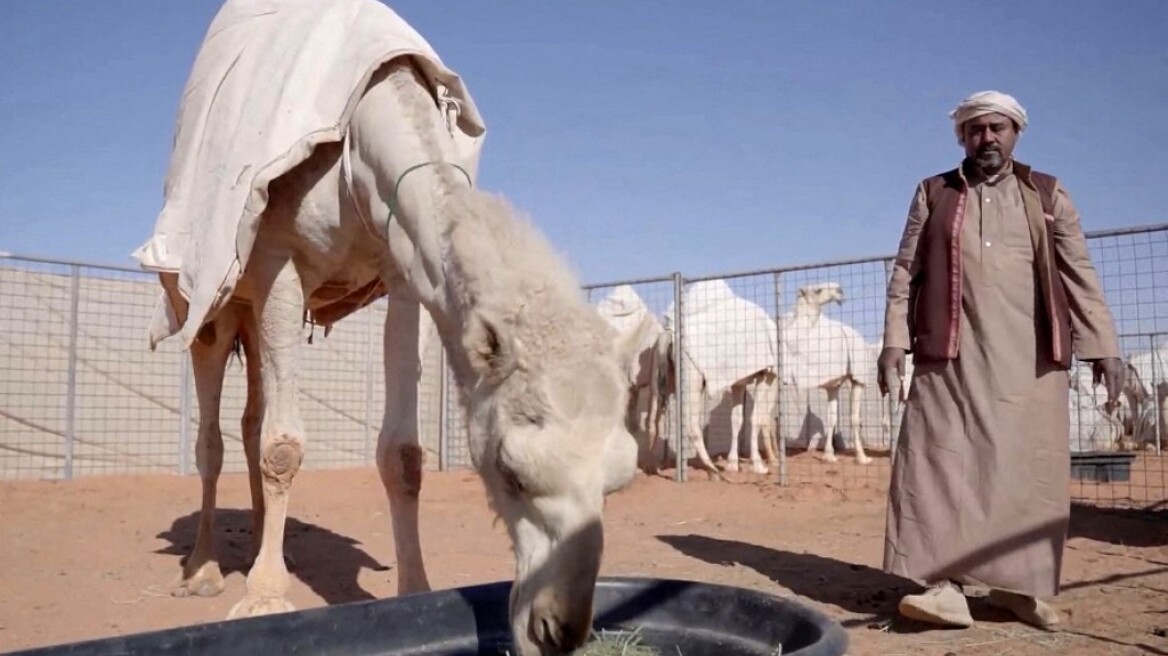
{"left": 663, "top": 279, "right": 778, "bottom": 397}
{"left": 131, "top": 0, "right": 486, "bottom": 349}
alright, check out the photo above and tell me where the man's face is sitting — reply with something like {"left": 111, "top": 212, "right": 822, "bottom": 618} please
{"left": 960, "top": 112, "right": 1018, "bottom": 174}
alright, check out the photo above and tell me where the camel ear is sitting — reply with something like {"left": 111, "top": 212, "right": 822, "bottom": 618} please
{"left": 464, "top": 310, "right": 522, "bottom": 383}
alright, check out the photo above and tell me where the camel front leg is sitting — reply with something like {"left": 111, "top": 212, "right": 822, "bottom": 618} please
{"left": 228, "top": 256, "right": 304, "bottom": 619}
{"left": 745, "top": 378, "right": 771, "bottom": 474}
{"left": 725, "top": 384, "right": 744, "bottom": 472}
{"left": 850, "top": 382, "right": 872, "bottom": 465}
{"left": 819, "top": 387, "right": 840, "bottom": 463}
{"left": 375, "top": 282, "right": 432, "bottom": 595}
{"left": 174, "top": 309, "right": 240, "bottom": 598}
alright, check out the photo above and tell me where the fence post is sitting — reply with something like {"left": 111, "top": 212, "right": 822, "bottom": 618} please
{"left": 773, "top": 271, "right": 787, "bottom": 487}
{"left": 671, "top": 272, "right": 686, "bottom": 482}
{"left": 1152, "top": 333, "right": 1162, "bottom": 456}
{"left": 364, "top": 308, "right": 376, "bottom": 466}
{"left": 64, "top": 265, "right": 80, "bottom": 480}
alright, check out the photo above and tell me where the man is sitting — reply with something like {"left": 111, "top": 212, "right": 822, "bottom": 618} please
{"left": 877, "top": 90, "right": 1123, "bottom": 630}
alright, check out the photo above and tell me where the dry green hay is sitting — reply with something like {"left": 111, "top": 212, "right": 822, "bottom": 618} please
{"left": 501, "top": 626, "right": 673, "bottom": 655}
{"left": 571, "top": 628, "right": 664, "bottom": 655}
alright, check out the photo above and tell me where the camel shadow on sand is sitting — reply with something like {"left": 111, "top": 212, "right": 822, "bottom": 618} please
{"left": 156, "top": 508, "right": 390, "bottom": 605}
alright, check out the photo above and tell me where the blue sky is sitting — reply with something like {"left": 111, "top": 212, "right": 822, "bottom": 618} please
{"left": 1, "top": 0, "right": 1165, "bottom": 287}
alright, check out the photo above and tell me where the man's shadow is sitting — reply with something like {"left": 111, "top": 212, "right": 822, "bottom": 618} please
{"left": 156, "top": 508, "right": 390, "bottom": 605}
{"left": 657, "top": 533, "right": 1019, "bottom": 632}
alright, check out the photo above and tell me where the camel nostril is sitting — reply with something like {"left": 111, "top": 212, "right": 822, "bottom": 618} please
{"left": 531, "top": 609, "right": 588, "bottom": 654}
{"left": 532, "top": 613, "right": 563, "bottom": 651}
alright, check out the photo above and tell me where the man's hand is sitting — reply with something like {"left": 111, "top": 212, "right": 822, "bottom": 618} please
{"left": 1091, "top": 357, "right": 1124, "bottom": 412}
{"left": 877, "top": 347, "right": 906, "bottom": 398}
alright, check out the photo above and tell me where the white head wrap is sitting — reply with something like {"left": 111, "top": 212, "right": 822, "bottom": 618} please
{"left": 949, "top": 90, "right": 1028, "bottom": 140}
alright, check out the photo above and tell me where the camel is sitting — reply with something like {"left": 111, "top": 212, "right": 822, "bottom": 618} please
{"left": 644, "top": 280, "right": 780, "bottom": 479}
{"left": 780, "top": 282, "right": 872, "bottom": 464}
{"left": 1068, "top": 361, "right": 1126, "bottom": 452}
{"left": 870, "top": 340, "right": 914, "bottom": 451}
{"left": 137, "top": 9, "right": 643, "bottom": 655}
{"left": 1119, "top": 348, "right": 1168, "bottom": 452}
{"left": 592, "top": 285, "right": 665, "bottom": 459}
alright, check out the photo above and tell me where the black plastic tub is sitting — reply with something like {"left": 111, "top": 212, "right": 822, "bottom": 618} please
{"left": 6, "top": 576, "right": 849, "bottom": 656}
{"left": 1070, "top": 451, "right": 1137, "bottom": 483}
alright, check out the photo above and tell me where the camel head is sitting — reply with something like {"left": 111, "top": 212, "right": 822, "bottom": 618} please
{"left": 796, "top": 282, "right": 845, "bottom": 314}
{"left": 460, "top": 306, "right": 641, "bottom": 655}
{"left": 1122, "top": 360, "right": 1148, "bottom": 401}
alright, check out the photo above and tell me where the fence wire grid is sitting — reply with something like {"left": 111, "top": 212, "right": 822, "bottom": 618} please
{"left": 2, "top": 223, "right": 1166, "bottom": 511}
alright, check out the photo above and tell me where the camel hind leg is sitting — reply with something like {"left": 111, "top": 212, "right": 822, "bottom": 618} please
{"left": 174, "top": 303, "right": 246, "bottom": 598}
{"left": 681, "top": 354, "right": 725, "bottom": 481}
{"left": 729, "top": 377, "right": 769, "bottom": 475}
{"left": 644, "top": 331, "right": 676, "bottom": 475}
{"left": 749, "top": 373, "right": 776, "bottom": 474}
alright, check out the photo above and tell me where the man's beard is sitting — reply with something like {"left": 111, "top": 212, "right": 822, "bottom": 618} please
{"left": 974, "top": 146, "right": 1005, "bottom": 173}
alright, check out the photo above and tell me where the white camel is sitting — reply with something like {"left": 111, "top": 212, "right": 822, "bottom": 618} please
{"left": 1068, "top": 361, "right": 1126, "bottom": 452}
{"left": 593, "top": 285, "right": 665, "bottom": 457}
{"left": 133, "top": 3, "right": 642, "bottom": 654}
{"left": 780, "top": 282, "right": 872, "bottom": 464}
{"left": 644, "top": 280, "right": 779, "bottom": 478}
{"left": 1120, "top": 347, "right": 1168, "bottom": 452}
{"left": 869, "top": 340, "right": 914, "bottom": 448}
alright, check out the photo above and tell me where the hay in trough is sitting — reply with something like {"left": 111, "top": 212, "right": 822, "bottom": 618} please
{"left": 572, "top": 627, "right": 663, "bottom": 655}
{"left": 500, "top": 626, "right": 671, "bottom": 655}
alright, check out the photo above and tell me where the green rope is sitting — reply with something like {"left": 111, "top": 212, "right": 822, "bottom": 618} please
{"left": 385, "top": 161, "right": 472, "bottom": 221}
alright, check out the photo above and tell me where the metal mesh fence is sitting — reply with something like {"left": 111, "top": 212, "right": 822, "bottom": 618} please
{"left": 1066, "top": 226, "right": 1168, "bottom": 510}
{"left": 0, "top": 256, "right": 446, "bottom": 480}
{"left": 72, "top": 267, "right": 185, "bottom": 475}
{"left": 1, "top": 261, "right": 78, "bottom": 478}
{"left": 2, "top": 223, "right": 1166, "bottom": 510}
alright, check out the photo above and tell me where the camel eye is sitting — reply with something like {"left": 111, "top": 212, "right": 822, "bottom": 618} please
{"left": 514, "top": 411, "right": 544, "bottom": 427}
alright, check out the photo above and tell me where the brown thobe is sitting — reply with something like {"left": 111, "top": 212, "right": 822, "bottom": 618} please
{"left": 882, "top": 161, "right": 1119, "bottom": 598}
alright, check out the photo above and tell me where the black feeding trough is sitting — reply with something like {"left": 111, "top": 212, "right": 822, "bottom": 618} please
{"left": 1070, "top": 451, "right": 1137, "bottom": 483}
{"left": 6, "top": 576, "right": 849, "bottom": 656}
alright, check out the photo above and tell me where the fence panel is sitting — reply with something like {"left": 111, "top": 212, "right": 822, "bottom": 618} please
{"left": 70, "top": 267, "right": 185, "bottom": 476}
{"left": 2, "top": 223, "right": 1167, "bottom": 511}
{"left": 1067, "top": 226, "right": 1168, "bottom": 509}
{"left": 0, "top": 255, "right": 429, "bottom": 478}
{"left": 0, "top": 261, "right": 76, "bottom": 479}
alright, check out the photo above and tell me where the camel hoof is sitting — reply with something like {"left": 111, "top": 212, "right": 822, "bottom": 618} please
{"left": 173, "top": 566, "right": 226, "bottom": 598}
{"left": 723, "top": 461, "right": 741, "bottom": 473}
{"left": 227, "top": 595, "right": 296, "bottom": 620}
{"left": 818, "top": 453, "right": 839, "bottom": 464}
{"left": 751, "top": 463, "right": 769, "bottom": 475}
{"left": 856, "top": 455, "right": 873, "bottom": 466}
